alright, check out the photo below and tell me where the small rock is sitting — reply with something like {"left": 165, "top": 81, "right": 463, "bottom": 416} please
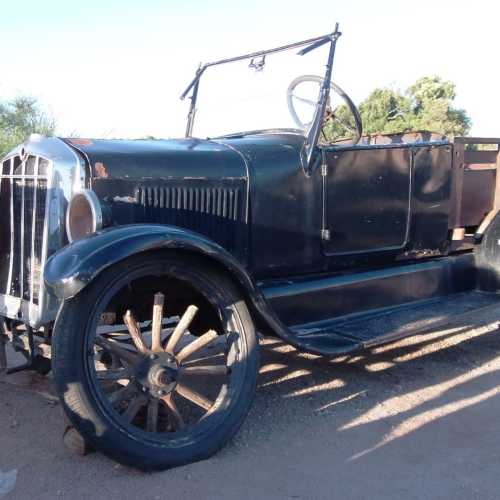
{"left": 0, "top": 469, "right": 17, "bottom": 497}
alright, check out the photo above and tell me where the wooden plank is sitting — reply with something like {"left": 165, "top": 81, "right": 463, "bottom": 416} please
{"left": 460, "top": 169, "right": 495, "bottom": 227}
{"left": 464, "top": 150, "right": 498, "bottom": 165}
{"left": 464, "top": 163, "right": 496, "bottom": 171}
{"left": 474, "top": 146, "right": 500, "bottom": 237}
{"left": 454, "top": 136, "right": 500, "bottom": 145}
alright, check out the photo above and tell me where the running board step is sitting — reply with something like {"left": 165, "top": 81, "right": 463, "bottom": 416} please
{"left": 290, "top": 291, "right": 500, "bottom": 355}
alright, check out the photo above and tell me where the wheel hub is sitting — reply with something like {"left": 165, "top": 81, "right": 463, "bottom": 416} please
{"left": 135, "top": 352, "right": 178, "bottom": 398}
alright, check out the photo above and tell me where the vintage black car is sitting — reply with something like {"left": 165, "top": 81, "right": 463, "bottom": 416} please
{"left": 1, "top": 27, "right": 500, "bottom": 470}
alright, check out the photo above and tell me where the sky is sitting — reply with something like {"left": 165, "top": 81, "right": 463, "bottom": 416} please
{"left": 1, "top": 0, "right": 499, "bottom": 139}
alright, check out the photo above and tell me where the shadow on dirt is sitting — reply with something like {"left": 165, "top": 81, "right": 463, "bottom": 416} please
{"left": 253, "top": 312, "right": 500, "bottom": 463}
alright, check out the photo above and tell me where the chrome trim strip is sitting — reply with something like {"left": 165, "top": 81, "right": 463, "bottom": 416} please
{"left": 37, "top": 159, "right": 53, "bottom": 323}
{"left": 19, "top": 157, "right": 26, "bottom": 299}
{"left": 0, "top": 174, "right": 49, "bottom": 179}
{"left": 6, "top": 158, "right": 14, "bottom": 295}
{"left": 29, "top": 157, "right": 39, "bottom": 315}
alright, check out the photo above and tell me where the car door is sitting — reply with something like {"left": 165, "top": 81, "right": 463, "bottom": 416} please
{"left": 321, "top": 145, "right": 412, "bottom": 256}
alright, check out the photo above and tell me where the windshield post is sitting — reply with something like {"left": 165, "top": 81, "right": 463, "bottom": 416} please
{"left": 185, "top": 79, "right": 199, "bottom": 137}
{"left": 303, "top": 24, "right": 341, "bottom": 171}
{"left": 184, "top": 64, "right": 206, "bottom": 137}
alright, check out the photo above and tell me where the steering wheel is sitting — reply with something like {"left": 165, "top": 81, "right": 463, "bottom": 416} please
{"left": 287, "top": 75, "right": 363, "bottom": 145}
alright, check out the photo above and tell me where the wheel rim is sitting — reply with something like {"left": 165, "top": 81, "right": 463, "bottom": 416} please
{"left": 83, "top": 263, "right": 247, "bottom": 441}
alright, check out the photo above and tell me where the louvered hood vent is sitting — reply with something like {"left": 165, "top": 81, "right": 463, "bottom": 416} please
{"left": 134, "top": 179, "right": 248, "bottom": 259}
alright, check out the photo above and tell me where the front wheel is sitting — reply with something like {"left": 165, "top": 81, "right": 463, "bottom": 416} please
{"left": 52, "top": 253, "right": 259, "bottom": 471}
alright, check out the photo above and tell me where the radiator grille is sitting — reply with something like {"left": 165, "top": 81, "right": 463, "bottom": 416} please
{"left": 0, "top": 155, "right": 49, "bottom": 305}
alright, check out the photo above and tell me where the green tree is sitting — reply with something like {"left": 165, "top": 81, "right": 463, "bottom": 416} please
{"left": 0, "top": 96, "right": 55, "bottom": 158}
{"left": 324, "top": 75, "right": 471, "bottom": 142}
{"left": 408, "top": 76, "right": 471, "bottom": 136}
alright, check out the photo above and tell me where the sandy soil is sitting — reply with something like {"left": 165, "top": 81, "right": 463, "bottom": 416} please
{"left": 2, "top": 307, "right": 500, "bottom": 500}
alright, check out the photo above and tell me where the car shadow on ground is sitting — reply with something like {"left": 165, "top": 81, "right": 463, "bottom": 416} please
{"left": 250, "top": 313, "right": 500, "bottom": 462}
{"left": 2, "top": 311, "right": 500, "bottom": 499}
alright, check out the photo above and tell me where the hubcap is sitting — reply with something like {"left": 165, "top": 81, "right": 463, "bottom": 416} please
{"left": 135, "top": 352, "right": 178, "bottom": 398}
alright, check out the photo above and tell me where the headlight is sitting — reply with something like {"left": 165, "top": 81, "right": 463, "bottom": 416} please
{"left": 66, "top": 190, "right": 103, "bottom": 242}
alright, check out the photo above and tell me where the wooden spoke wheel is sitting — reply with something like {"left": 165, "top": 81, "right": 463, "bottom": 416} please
{"left": 94, "top": 295, "right": 230, "bottom": 433}
{"left": 52, "top": 254, "right": 259, "bottom": 471}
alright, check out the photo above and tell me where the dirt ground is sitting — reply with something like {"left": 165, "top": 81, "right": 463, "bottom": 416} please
{"left": 2, "top": 306, "right": 500, "bottom": 500}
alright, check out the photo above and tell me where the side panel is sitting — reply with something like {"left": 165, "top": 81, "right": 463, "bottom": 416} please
{"left": 321, "top": 143, "right": 452, "bottom": 265}
{"left": 323, "top": 146, "right": 411, "bottom": 255}
{"left": 409, "top": 145, "right": 452, "bottom": 252}
{"left": 221, "top": 135, "right": 324, "bottom": 278}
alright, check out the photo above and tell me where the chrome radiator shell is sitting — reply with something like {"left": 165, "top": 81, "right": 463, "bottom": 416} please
{"left": 0, "top": 135, "right": 85, "bottom": 328}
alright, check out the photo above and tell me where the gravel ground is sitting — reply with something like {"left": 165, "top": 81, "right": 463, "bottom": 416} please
{"left": 2, "top": 307, "right": 500, "bottom": 500}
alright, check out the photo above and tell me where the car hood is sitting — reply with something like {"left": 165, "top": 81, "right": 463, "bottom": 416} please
{"left": 63, "top": 133, "right": 307, "bottom": 181}
{"left": 62, "top": 137, "right": 248, "bottom": 180}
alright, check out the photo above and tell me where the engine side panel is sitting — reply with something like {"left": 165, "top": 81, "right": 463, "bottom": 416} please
{"left": 219, "top": 135, "right": 324, "bottom": 278}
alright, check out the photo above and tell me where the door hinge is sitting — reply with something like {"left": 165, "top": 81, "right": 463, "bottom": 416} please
{"left": 321, "top": 229, "right": 331, "bottom": 241}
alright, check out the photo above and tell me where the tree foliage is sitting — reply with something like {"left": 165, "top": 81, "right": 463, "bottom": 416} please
{"left": 324, "top": 75, "right": 471, "bottom": 142}
{"left": 0, "top": 96, "right": 55, "bottom": 158}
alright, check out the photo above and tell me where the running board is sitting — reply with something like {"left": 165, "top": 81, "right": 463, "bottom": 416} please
{"left": 262, "top": 254, "right": 475, "bottom": 328}
{"left": 289, "top": 291, "right": 500, "bottom": 354}
{"left": 259, "top": 253, "right": 493, "bottom": 355}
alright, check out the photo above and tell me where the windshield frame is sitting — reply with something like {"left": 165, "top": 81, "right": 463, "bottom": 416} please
{"left": 180, "top": 25, "right": 342, "bottom": 170}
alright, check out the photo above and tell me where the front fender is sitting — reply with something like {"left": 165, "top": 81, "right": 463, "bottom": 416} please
{"left": 44, "top": 224, "right": 364, "bottom": 354}
{"left": 45, "top": 224, "right": 256, "bottom": 300}
{"left": 44, "top": 223, "right": 326, "bottom": 355}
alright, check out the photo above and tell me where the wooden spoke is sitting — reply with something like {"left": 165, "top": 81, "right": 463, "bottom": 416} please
{"left": 109, "top": 383, "right": 138, "bottom": 406}
{"left": 175, "top": 382, "right": 214, "bottom": 411}
{"left": 181, "top": 351, "right": 226, "bottom": 366}
{"left": 147, "top": 399, "right": 159, "bottom": 433}
{"left": 123, "top": 310, "right": 148, "bottom": 354}
{"left": 176, "top": 330, "right": 219, "bottom": 364}
{"left": 96, "top": 367, "right": 131, "bottom": 381}
{"left": 165, "top": 305, "right": 198, "bottom": 355}
{"left": 180, "top": 365, "right": 229, "bottom": 376}
{"left": 151, "top": 293, "right": 165, "bottom": 352}
{"left": 95, "top": 337, "right": 138, "bottom": 366}
{"left": 161, "top": 393, "right": 185, "bottom": 430}
{"left": 122, "top": 394, "right": 147, "bottom": 423}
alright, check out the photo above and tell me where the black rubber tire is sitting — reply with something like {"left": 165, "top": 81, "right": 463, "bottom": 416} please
{"left": 52, "top": 252, "right": 259, "bottom": 471}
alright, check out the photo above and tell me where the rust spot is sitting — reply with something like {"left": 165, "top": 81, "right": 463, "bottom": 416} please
{"left": 68, "top": 138, "right": 94, "bottom": 146}
{"left": 94, "top": 162, "right": 108, "bottom": 179}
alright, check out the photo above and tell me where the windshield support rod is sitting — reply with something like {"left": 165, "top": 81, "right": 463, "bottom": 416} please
{"left": 181, "top": 26, "right": 341, "bottom": 142}
{"left": 180, "top": 31, "right": 337, "bottom": 101}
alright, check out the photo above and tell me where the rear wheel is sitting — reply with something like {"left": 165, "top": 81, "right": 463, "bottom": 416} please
{"left": 52, "top": 253, "right": 259, "bottom": 471}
